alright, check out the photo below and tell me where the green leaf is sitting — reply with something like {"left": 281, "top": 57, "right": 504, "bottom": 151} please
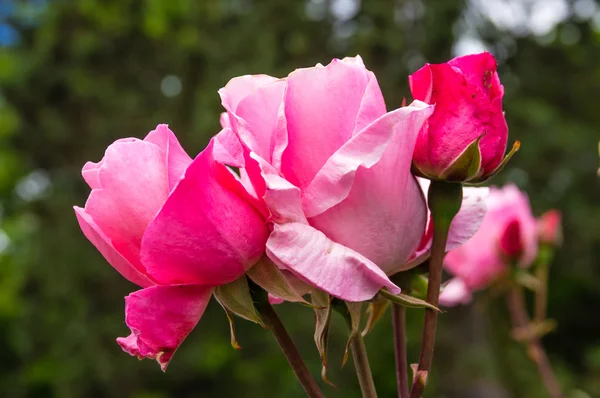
{"left": 214, "top": 276, "right": 264, "bottom": 326}
{"left": 247, "top": 256, "right": 310, "bottom": 305}
{"left": 361, "top": 296, "right": 389, "bottom": 337}
{"left": 311, "top": 290, "right": 334, "bottom": 385}
{"left": 379, "top": 289, "right": 442, "bottom": 312}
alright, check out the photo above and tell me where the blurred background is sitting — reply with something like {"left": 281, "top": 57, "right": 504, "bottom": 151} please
{"left": 0, "top": 0, "right": 599, "bottom": 397}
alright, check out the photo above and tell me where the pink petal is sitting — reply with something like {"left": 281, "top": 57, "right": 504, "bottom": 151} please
{"left": 74, "top": 207, "right": 154, "bottom": 287}
{"left": 219, "top": 75, "right": 285, "bottom": 162}
{"left": 141, "top": 139, "right": 268, "bottom": 286}
{"left": 303, "top": 101, "right": 433, "bottom": 218}
{"left": 233, "top": 80, "right": 286, "bottom": 161}
{"left": 83, "top": 139, "right": 170, "bottom": 270}
{"left": 266, "top": 222, "right": 400, "bottom": 302}
{"left": 439, "top": 278, "right": 472, "bottom": 307}
{"left": 307, "top": 103, "right": 433, "bottom": 274}
{"left": 220, "top": 112, "right": 231, "bottom": 129}
{"left": 116, "top": 284, "right": 213, "bottom": 371}
{"left": 219, "top": 74, "right": 279, "bottom": 113}
{"left": 447, "top": 186, "right": 489, "bottom": 251}
{"left": 143, "top": 124, "right": 192, "bottom": 190}
{"left": 280, "top": 58, "right": 384, "bottom": 188}
{"left": 213, "top": 127, "right": 245, "bottom": 168}
{"left": 82, "top": 161, "right": 103, "bottom": 189}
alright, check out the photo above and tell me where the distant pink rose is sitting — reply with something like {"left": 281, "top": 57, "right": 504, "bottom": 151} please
{"left": 75, "top": 125, "right": 268, "bottom": 370}
{"left": 409, "top": 52, "right": 513, "bottom": 183}
{"left": 441, "top": 185, "right": 538, "bottom": 306}
{"left": 218, "top": 56, "right": 434, "bottom": 301}
{"left": 538, "top": 209, "right": 562, "bottom": 246}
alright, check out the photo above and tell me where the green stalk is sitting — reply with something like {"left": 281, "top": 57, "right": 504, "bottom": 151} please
{"left": 409, "top": 181, "right": 462, "bottom": 398}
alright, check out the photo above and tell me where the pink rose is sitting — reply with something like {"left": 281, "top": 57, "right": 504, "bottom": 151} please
{"left": 218, "top": 56, "right": 434, "bottom": 301}
{"left": 538, "top": 209, "right": 562, "bottom": 246}
{"left": 409, "top": 52, "right": 513, "bottom": 183}
{"left": 74, "top": 125, "right": 268, "bottom": 370}
{"left": 440, "top": 185, "right": 538, "bottom": 306}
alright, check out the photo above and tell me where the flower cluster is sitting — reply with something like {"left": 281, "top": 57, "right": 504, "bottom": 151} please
{"left": 76, "top": 52, "right": 540, "bottom": 391}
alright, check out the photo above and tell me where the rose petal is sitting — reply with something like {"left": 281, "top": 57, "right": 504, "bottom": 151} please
{"left": 141, "top": 139, "right": 268, "bottom": 286}
{"left": 439, "top": 278, "right": 472, "bottom": 307}
{"left": 82, "top": 161, "right": 103, "bottom": 190}
{"left": 116, "top": 284, "right": 213, "bottom": 371}
{"left": 74, "top": 207, "right": 154, "bottom": 287}
{"left": 307, "top": 103, "right": 433, "bottom": 274}
{"left": 83, "top": 139, "right": 170, "bottom": 269}
{"left": 266, "top": 222, "right": 400, "bottom": 302}
{"left": 143, "top": 124, "right": 192, "bottom": 190}
{"left": 280, "top": 58, "right": 382, "bottom": 188}
{"left": 303, "top": 101, "right": 433, "bottom": 218}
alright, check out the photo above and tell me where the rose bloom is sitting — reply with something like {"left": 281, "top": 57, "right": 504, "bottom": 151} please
{"left": 409, "top": 52, "right": 514, "bottom": 183}
{"left": 75, "top": 125, "right": 268, "bottom": 369}
{"left": 440, "top": 184, "right": 538, "bottom": 306}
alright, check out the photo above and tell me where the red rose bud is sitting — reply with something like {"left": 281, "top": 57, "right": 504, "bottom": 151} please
{"left": 409, "top": 52, "right": 519, "bottom": 183}
{"left": 538, "top": 209, "right": 563, "bottom": 247}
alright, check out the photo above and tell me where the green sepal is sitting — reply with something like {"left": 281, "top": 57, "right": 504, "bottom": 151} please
{"left": 247, "top": 256, "right": 311, "bottom": 305}
{"left": 341, "top": 302, "right": 362, "bottom": 368}
{"left": 214, "top": 276, "right": 264, "bottom": 326}
{"left": 440, "top": 135, "right": 483, "bottom": 182}
{"left": 311, "top": 290, "right": 334, "bottom": 385}
{"left": 379, "top": 289, "right": 442, "bottom": 312}
{"left": 467, "top": 140, "right": 520, "bottom": 184}
{"left": 361, "top": 296, "right": 390, "bottom": 337}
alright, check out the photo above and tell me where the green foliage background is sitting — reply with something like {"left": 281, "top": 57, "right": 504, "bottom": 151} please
{"left": 0, "top": 0, "right": 599, "bottom": 397}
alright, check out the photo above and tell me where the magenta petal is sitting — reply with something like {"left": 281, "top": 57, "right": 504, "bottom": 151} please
{"left": 266, "top": 222, "right": 400, "bottom": 302}
{"left": 303, "top": 101, "right": 433, "bottom": 218}
{"left": 448, "top": 52, "right": 503, "bottom": 101}
{"left": 116, "top": 284, "right": 213, "bottom": 371}
{"left": 74, "top": 207, "right": 154, "bottom": 287}
{"left": 141, "top": 139, "right": 268, "bottom": 286}
{"left": 143, "top": 124, "right": 192, "bottom": 190}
